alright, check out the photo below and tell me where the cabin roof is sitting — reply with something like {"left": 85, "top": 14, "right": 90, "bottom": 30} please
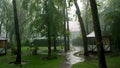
{"left": 87, "top": 31, "right": 95, "bottom": 37}
{"left": 87, "top": 31, "right": 110, "bottom": 38}
{"left": 0, "top": 36, "right": 7, "bottom": 40}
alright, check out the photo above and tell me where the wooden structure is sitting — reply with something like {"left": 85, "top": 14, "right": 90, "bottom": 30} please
{"left": 0, "top": 36, "right": 7, "bottom": 55}
{"left": 87, "top": 31, "right": 111, "bottom": 52}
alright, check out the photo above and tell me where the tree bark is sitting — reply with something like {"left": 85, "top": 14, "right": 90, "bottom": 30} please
{"left": 0, "top": 18, "right": 4, "bottom": 35}
{"left": 90, "top": 0, "right": 107, "bottom": 68}
{"left": 44, "top": 0, "right": 52, "bottom": 57}
{"left": 63, "top": 17, "right": 67, "bottom": 52}
{"left": 63, "top": 0, "right": 67, "bottom": 52}
{"left": 12, "top": 0, "right": 21, "bottom": 64}
{"left": 0, "top": 24, "right": 2, "bottom": 35}
{"left": 66, "top": 5, "right": 70, "bottom": 51}
{"left": 53, "top": 35, "right": 57, "bottom": 51}
{"left": 74, "top": 1, "right": 89, "bottom": 56}
{"left": 48, "top": 28, "right": 52, "bottom": 57}
{"left": 85, "top": 0, "right": 90, "bottom": 34}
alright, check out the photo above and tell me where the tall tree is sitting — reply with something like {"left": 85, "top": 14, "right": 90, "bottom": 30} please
{"left": 12, "top": 0, "right": 22, "bottom": 64}
{"left": 84, "top": 0, "right": 90, "bottom": 34}
{"left": 44, "top": 0, "right": 52, "bottom": 57}
{"left": 65, "top": 2, "right": 70, "bottom": 51}
{"left": 90, "top": 0, "right": 107, "bottom": 68}
{"left": 102, "top": 0, "right": 120, "bottom": 52}
{"left": 63, "top": 0, "right": 67, "bottom": 52}
{"left": 74, "top": 0, "right": 89, "bottom": 56}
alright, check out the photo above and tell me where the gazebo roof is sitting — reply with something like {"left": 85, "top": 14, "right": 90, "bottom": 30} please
{"left": 87, "top": 31, "right": 110, "bottom": 38}
{"left": 0, "top": 36, "right": 7, "bottom": 40}
{"left": 87, "top": 31, "right": 95, "bottom": 37}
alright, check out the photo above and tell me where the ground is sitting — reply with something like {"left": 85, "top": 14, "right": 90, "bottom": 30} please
{"left": 72, "top": 53, "right": 120, "bottom": 68}
{"left": 0, "top": 46, "right": 120, "bottom": 68}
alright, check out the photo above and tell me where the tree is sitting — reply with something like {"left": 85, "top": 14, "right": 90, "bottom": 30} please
{"left": 84, "top": 0, "right": 90, "bottom": 34}
{"left": 43, "top": 0, "right": 65, "bottom": 57}
{"left": 90, "top": 0, "right": 107, "bottom": 68}
{"left": 12, "top": 0, "right": 22, "bottom": 64}
{"left": 63, "top": 0, "right": 67, "bottom": 52}
{"left": 65, "top": 1, "right": 70, "bottom": 51}
{"left": 101, "top": 0, "right": 120, "bottom": 52}
{"left": 74, "top": 0, "right": 89, "bottom": 56}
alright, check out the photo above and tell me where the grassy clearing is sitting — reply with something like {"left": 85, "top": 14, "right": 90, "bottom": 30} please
{"left": 0, "top": 54, "right": 64, "bottom": 68}
{"left": 72, "top": 55, "right": 120, "bottom": 68}
{"left": 0, "top": 46, "right": 64, "bottom": 68}
{"left": 21, "top": 46, "right": 63, "bottom": 53}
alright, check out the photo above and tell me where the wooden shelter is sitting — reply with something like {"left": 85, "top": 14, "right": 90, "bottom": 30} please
{"left": 0, "top": 36, "right": 7, "bottom": 55}
{"left": 87, "top": 31, "right": 111, "bottom": 52}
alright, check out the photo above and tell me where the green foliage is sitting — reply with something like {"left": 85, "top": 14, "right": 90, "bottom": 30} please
{"left": 11, "top": 47, "right": 17, "bottom": 55}
{"left": 31, "top": 39, "right": 64, "bottom": 47}
{"left": 101, "top": 0, "right": 120, "bottom": 51}
{"left": 65, "top": 30, "right": 71, "bottom": 36}
{"left": 22, "top": 39, "right": 31, "bottom": 46}
{"left": 0, "top": 0, "right": 66, "bottom": 47}
{"left": 72, "top": 36, "right": 83, "bottom": 46}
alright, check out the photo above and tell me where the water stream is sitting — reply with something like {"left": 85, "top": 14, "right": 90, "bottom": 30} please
{"left": 60, "top": 46, "right": 84, "bottom": 68}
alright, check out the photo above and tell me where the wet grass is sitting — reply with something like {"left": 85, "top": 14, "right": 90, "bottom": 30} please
{"left": 21, "top": 46, "right": 63, "bottom": 53}
{"left": 0, "top": 46, "right": 64, "bottom": 68}
{"left": 0, "top": 54, "right": 64, "bottom": 68}
{"left": 72, "top": 55, "right": 120, "bottom": 68}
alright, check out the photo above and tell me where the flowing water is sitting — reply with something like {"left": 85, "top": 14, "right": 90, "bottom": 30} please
{"left": 60, "top": 46, "right": 84, "bottom": 68}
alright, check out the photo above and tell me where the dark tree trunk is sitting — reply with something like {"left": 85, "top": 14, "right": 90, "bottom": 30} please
{"left": 0, "top": 19, "right": 3, "bottom": 35}
{"left": 85, "top": 0, "right": 90, "bottom": 34}
{"left": 63, "top": 9, "right": 67, "bottom": 52}
{"left": 89, "top": 0, "right": 107, "bottom": 68}
{"left": 12, "top": 0, "right": 21, "bottom": 64}
{"left": 48, "top": 29, "right": 52, "bottom": 57}
{"left": 53, "top": 19, "right": 57, "bottom": 51}
{"left": 66, "top": 28, "right": 70, "bottom": 51}
{"left": 74, "top": 1, "right": 89, "bottom": 56}
{"left": 66, "top": 6, "right": 70, "bottom": 51}
{"left": 53, "top": 35, "right": 57, "bottom": 51}
{"left": 0, "top": 24, "right": 2, "bottom": 35}
{"left": 44, "top": 0, "right": 52, "bottom": 57}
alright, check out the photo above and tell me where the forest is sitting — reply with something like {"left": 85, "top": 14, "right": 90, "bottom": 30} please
{"left": 0, "top": 0, "right": 120, "bottom": 68}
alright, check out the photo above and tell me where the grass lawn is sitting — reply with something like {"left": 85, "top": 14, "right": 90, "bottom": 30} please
{"left": 0, "top": 46, "right": 64, "bottom": 68}
{"left": 0, "top": 54, "right": 64, "bottom": 68}
{"left": 72, "top": 55, "right": 120, "bottom": 68}
{"left": 21, "top": 46, "right": 63, "bottom": 53}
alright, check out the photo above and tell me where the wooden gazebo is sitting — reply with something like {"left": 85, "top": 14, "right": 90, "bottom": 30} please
{"left": 0, "top": 36, "right": 7, "bottom": 55}
{"left": 87, "top": 31, "right": 111, "bottom": 52}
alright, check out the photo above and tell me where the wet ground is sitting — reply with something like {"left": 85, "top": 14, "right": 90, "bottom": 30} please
{"left": 60, "top": 46, "right": 84, "bottom": 68}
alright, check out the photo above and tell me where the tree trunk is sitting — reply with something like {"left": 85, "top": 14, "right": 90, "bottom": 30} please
{"left": 89, "top": 0, "right": 107, "bottom": 68}
{"left": 12, "top": 0, "right": 21, "bottom": 64}
{"left": 53, "top": 35, "right": 57, "bottom": 51}
{"left": 63, "top": 9, "right": 67, "bottom": 52}
{"left": 0, "top": 24, "right": 2, "bottom": 35}
{"left": 85, "top": 0, "right": 90, "bottom": 34}
{"left": 0, "top": 19, "right": 3, "bottom": 35}
{"left": 74, "top": 1, "right": 89, "bottom": 56}
{"left": 66, "top": 5, "right": 70, "bottom": 51}
{"left": 53, "top": 18, "right": 57, "bottom": 51}
{"left": 47, "top": 30, "right": 51, "bottom": 57}
{"left": 44, "top": 0, "right": 52, "bottom": 57}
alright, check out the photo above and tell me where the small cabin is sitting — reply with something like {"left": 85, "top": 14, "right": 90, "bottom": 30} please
{"left": 0, "top": 36, "right": 7, "bottom": 55}
{"left": 87, "top": 31, "right": 111, "bottom": 52}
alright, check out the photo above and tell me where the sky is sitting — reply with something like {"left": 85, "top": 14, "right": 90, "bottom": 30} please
{"left": 69, "top": 21, "right": 80, "bottom": 32}
{"left": 68, "top": 0, "right": 83, "bottom": 32}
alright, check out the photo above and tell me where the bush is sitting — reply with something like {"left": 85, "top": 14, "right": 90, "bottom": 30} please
{"left": 72, "top": 36, "right": 83, "bottom": 46}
